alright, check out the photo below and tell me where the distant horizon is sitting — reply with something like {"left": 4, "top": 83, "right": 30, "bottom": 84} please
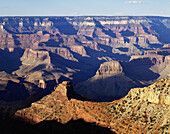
{"left": 0, "top": 0, "right": 170, "bottom": 17}
{"left": 0, "top": 15, "right": 170, "bottom": 18}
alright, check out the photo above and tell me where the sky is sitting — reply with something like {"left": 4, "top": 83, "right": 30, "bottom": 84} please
{"left": 0, "top": 0, "right": 170, "bottom": 17}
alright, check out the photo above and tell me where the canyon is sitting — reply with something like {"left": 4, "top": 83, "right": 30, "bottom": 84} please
{"left": 0, "top": 16, "right": 170, "bottom": 133}
{"left": 0, "top": 16, "right": 170, "bottom": 101}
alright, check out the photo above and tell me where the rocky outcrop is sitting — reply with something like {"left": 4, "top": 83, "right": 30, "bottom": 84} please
{"left": 163, "top": 43, "right": 170, "bottom": 48}
{"left": 13, "top": 48, "right": 78, "bottom": 85}
{"left": 122, "top": 48, "right": 170, "bottom": 85}
{"left": 0, "top": 34, "right": 15, "bottom": 48}
{"left": 130, "top": 55, "right": 164, "bottom": 64}
{"left": 130, "top": 48, "right": 170, "bottom": 65}
{"left": 15, "top": 81, "right": 74, "bottom": 124}
{"left": 96, "top": 61, "right": 123, "bottom": 75}
{"left": 69, "top": 45, "right": 88, "bottom": 56}
{"left": 165, "top": 55, "right": 170, "bottom": 64}
{"left": 145, "top": 48, "right": 170, "bottom": 56}
{"left": 12, "top": 78, "right": 170, "bottom": 134}
{"left": 12, "top": 48, "right": 55, "bottom": 86}
{"left": 54, "top": 47, "right": 78, "bottom": 61}
{"left": 128, "top": 79, "right": 170, "bottom": 105}
{"left": 38, "top": 79, "right": 46, "bottom": 89}
{"left": 21, "top": 48, "right": 51, "bottom": 65}
{"left": 0, "top": 71, "right": 19, "bottom": 83}
{"left": 75, "top": 48, "right": 170, "bottom": 101}
{"left": 75, "top": 61, "right": 137, "bottom": 101}
{"left": 54, "top": 81, "right": 71, "bottom": 97}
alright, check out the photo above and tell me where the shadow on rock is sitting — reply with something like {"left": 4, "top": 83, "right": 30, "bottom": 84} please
{"left": 0, "top": 118, "right": 115, "bottom": 134}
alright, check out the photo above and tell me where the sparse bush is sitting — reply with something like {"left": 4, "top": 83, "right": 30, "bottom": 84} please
{"left": 120, "top": 108, "right": 126, "bottom": 113}
{"left": 111, "top": 106, "right": 116, "bottom": 110}
{"left": 137, "top": 106, "right": 141, "bottom": 110}
{"left": 122, "top": 100, "right": 127, "bottom": 104}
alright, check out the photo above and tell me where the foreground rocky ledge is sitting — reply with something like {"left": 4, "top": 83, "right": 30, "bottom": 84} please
{"left": 14, "top": 79, "right": 170, "bottom": 134}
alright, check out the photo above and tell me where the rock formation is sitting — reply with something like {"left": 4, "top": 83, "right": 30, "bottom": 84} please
{"left": 163, "top": 44, "right": 170, "bottom": 48}
{"left": 75, "top": 61, "right": 137, "bottom": 101}
{"left": 0, "top": 16, "right": 169, "bottom": 56}
{"left": 69, "top": 45, "right": 88, "bottom": 57}
{"left": 128, "top": 48, "right": 170, "bottom": 80}
{"left": 75, "top": 48, "right": 170, "bottom": 101}
{"left": 0, "top": 16, "right": 169, "bottom": 102}
{"left": 12, "top": 78, "right": 170, "bottom": 134}
{"left": 96, "top": 61, "right": 123, "bottom": 75}
{"left": 0, "top": 71, "right": 43, "bottom": 102}
{"left": 0, "top": 16, "right": 169, "bottom": 133}
{"left": 21, "top": 48, "right": 51, "bottom": 65}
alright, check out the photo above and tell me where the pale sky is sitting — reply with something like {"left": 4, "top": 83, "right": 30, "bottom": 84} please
{"left": 0, "top": 0, "right": 170, "bottom": 17}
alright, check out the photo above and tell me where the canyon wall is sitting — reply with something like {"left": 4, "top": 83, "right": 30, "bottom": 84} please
{"left": 0, "top": 16, "right": 170, "bottom": 101}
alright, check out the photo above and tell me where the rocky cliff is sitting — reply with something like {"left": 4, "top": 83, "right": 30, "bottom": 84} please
{"left": 21, "top": 48, "right": 51, "bottom": 65}
{"left": 0, "top": 16, "right": 169, "bottom": 55}
{"left": 75, "top": 48, "right": 170, "bottom": 101}
{"left": 12, "top": 78, "right": 170, "bottom": 134}
{"left": 128, "top": 48, "right": 170, "bottom": 80}
{"left": 96, "top": 61, "right": 123, "bottom": 75}
{"left": 0, "top": 16, "right": 169, "bottom": 133}
{"left": 75, "top": 61, "right": 137, "bottom": 101}
{"left": 0, "top": 16, "right": 170, "bottom": 102}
